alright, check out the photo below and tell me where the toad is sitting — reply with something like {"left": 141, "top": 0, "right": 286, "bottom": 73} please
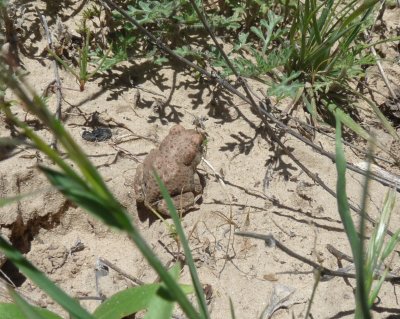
{"left": 134, "top": 124, "right": 205, "bottom": 216}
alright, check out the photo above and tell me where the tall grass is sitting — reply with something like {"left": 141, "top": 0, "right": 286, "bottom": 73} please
{"left": 335, "top": 115, "right": 400, "bottom": 318}
{"left": 285, "top": 0, "right": 398, "bottom": 139}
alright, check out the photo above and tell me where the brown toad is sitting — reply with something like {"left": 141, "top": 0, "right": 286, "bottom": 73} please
{"left": 134, "top": 124, "right": 205, "bottom": 216}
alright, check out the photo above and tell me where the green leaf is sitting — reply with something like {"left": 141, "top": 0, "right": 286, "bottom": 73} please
{"left": 38, "top": 165, "right": 199, "bottom": 319}
{"left": 250, "top": 26, "right": 265, "bottom": 42}
{"left": 0, "top": 236, "right": 94, "bottom": 319}
{"left": 93, "top": 280, "right": 194, "bottom": 319}
{"left": 144, "top": 264, "right": 180, "bottom": 319}
{"left": 238, "top": 32, "right": 248, "bottom": 45}
{"left": 93, "top": 284, "right": 160, "bottom": 319}
{"left": 268, "top": 72, "right": 303, "bottom": 99}
{"left": 0, "top": 303, "right": 62, "bottom": 319}
{"left": 366, "top": 189, "right": 399, "bottom": 307}
{"left": 154, "top": 56, "right": 169, "bottom": 65}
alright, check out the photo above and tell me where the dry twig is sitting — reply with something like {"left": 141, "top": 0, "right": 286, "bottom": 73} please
{"left": 235, "top": 231, "right": 400, "bottom": 283}
{"left": 37, "top": 10, "right": 63, "bottom": 149}
{"left": 97, "top": 257, "right": 145, "bottom": 286}
{"left": 363, "top": 1, "right": 397, "bottom": 100}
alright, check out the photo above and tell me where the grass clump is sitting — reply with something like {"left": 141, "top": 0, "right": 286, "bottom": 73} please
{"left": 335, "top": 117, "right": 400, "bottom": 318}
{"left": 209, "top": 0, "right": 399, "bottom": 140}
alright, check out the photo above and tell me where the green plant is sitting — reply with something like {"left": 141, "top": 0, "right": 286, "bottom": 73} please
{"left": 47, "top": 27, "right": 112, "bottom": 91}
{"left": 335, "top": 114, "right": 400, "bottom": 318}
{"left": 0, "top": 60, "right": 209, "bottom": 318}
{"left": 208, "top": 0, "right": 399, "bottom": 143}
{"left": 281, "top": 0, "right": 390, "bottom": 133}
{"left": 298, "top": 0, "right": 400, "bottom": 140}
{"left": 364, "top": 190, "right": 399, "bottom": 307}
{"left": 107, "top": 0, "right": 246, "bottom": 66}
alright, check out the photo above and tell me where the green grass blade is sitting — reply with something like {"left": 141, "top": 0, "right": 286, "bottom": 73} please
{"left": 39, "top": 166, "right": 132, "bottom": 231}
{"left": 305, "top": 23, "right": 360, "bottom": 69}
{"left": 335, "top": 116, "right": 370, "bottom": 319}
{"left": 79, "top": 28, "right": 91, "bottom": 83}
{"left": 45, "top": 116, "right": 113, "bottom": 199}
{"left": 299, "top": 0, "right": 310, "bottom": 65}
{"left": 354, "top": 92, "right": 399, "bottom": 139}
{"left": 316, "top": 0, "right": 334, "bottom": 36}
{"left": 366, "top": 190, "right": 397, "bottom": 291}
{"left": 370, "top": 192, "right": 394, "bottom": 259}
{"left": 342, "top": 12, "right": 372, "bottom": 50}
{"left": 0, "top": 303, "right": 62, "bottom": 319}
{"left": 39, "top": 168, "right": 199, "bottom": 319}
{"left": 229, "top": 297, "right": 236, "bottom": 319}
{"left": 341, "top": 0, "right": 379, "bottom": 30}
{"left": 46, "top": 49, "right": 80, "bottom": 80}
{"left": 308, "top": 0, "right": 324, "bottom": 45}
{"left": 357, "top": 142, "right": 374, "bottom": 312}
{"left": 0, "top": 236, "right": 94, "bottom": 319}
{"left": 328, "top": 103, "right": 370, "bottom": 140}
{"left": 288, "top": 2, "right": 300, "bottom": 51}
{"left": 366, "top": 189, "right": 398, "bottom": 306}
{"left": 381, "top": 228, "right": 400, "bottom": 261}
{"left": 154, "top": 172, "right": 209, "bottom": 319}
{"left": 369, "top": 268, "right": 388, "bottom": 306}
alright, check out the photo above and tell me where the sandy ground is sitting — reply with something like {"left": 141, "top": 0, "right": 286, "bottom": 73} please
{"left": 1, "top": 1, "right": 400, "bottom": 318}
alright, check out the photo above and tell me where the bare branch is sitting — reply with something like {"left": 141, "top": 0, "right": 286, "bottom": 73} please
{"left": 235, "top": 231, "right": 400, "bottom": 283}
{"left": 36, "top": 9, "right": 63, "bottom": 149}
